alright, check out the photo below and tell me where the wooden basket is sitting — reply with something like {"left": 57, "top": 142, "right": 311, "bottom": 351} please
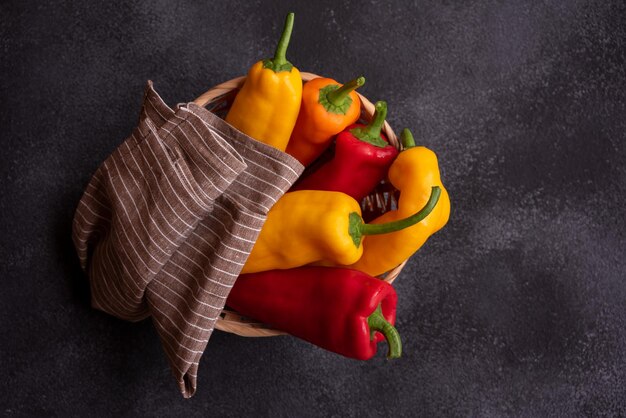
{"left": 194, "top": 72, "right": 407, "bottom": 337}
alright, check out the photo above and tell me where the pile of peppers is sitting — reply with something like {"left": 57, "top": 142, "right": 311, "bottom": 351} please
{"left": 221, "top": 13, "right": 451, "bottom": 361}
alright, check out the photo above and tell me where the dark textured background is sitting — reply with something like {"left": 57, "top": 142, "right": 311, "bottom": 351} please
{"left": 1, "top": 0, "right": 625, "bottom": 416}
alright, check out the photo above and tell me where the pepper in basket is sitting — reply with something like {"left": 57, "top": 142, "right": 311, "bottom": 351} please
{"left": 228, "top": 267, "right": 402, "bottom": 360}
{"left": 225, "top": 12, "right": 302, "bottom": 151}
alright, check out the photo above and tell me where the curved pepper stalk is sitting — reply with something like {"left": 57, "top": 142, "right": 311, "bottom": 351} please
{"left": 348, "top": 186, "right": 441, "bottom": 247}
{"left": 368, "top": 305, "right": 402, "bottom": 358}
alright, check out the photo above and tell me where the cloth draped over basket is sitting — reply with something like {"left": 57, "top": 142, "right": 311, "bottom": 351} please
{"left": 72, "top": 81, "right": 304, "bottom": 398}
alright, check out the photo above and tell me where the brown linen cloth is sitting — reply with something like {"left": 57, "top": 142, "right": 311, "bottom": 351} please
{"left": 72, "top": 81, "right": 303, "bottom": 397}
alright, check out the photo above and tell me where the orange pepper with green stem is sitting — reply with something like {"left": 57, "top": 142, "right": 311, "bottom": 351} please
{"left": 225, "top": 13, "right": 302, "bottom": 151}
{"left": 349, "top": 128, "right": 451, "bottom": 277}
{"left": 286, "top": 76, "right": 365, "bottom": 166}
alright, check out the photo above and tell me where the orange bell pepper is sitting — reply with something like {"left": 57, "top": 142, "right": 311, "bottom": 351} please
{"left": 285, "top": 76, "right": 364, "bottom": 166}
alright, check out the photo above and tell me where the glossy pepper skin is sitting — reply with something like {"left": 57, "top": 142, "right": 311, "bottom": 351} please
{"left": 225, "top": 13, "right": 302, "bottom": 151}
{"left": 285, "top": 76, "right": 364, "bottom": 166}
{"left": 241, "top": 187, "right": 441, "bottom": 274}
{"left": 350, "top": 129, "right": 451, "bottom": 277}
{"left": 242, "top": 190, "right": 363, "bottom": 273}
{"left": 227, "top": 267, "right": 402, "bottom": 360}
{"left": 291, "top": 101, "right": 398, "bottom": 202}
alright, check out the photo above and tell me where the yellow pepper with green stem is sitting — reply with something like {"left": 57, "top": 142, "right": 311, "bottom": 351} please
{"left": 225, "top": 13, "right": 302, "bottom": 151}
{"left": 241, "top": 187, "right": 441, "bottom": 274}
{"left": 349, "top": 128, "right": 451, "bottom": 277}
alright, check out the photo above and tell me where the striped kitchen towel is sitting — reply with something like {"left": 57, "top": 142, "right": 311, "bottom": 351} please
{"left": 72, "top": 81, "right": 304, "bottom": 397}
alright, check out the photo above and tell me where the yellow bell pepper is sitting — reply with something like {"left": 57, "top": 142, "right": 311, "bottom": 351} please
{"left": 349, "top": 128, "right": 451, "bottom": 277}
{"left": 225, "top": 13, "right": 302, "bottom": 151}
{"left": 241, "top": 187, "right": 441, "bottom": 274}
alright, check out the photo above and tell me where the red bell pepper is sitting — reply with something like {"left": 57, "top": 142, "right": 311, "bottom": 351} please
{"left": 290, "top": 101, "right": 399, "bottom": 202}
{"left": 227, "top": 266, "right": 401, "bottom": 360}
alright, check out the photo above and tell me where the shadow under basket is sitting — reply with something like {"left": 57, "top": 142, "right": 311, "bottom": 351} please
{"left": 193, "top": 72, "right": 408, "bottom": 337}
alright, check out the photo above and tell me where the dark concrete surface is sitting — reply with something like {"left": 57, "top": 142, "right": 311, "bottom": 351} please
{"left": 1, "top": 1, "right": 625, "bottom": 416}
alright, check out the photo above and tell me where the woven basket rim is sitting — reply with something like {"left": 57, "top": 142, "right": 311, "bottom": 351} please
{"left": 193, "top": 72, "right": 407, "bottom": 338}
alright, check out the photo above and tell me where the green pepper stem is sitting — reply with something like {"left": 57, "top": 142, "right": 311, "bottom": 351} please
{"left": 349, "top": 101, "right": 388, "bottom": 147}
{"left": 368, "top": 305, "right": 402, "bottom": 359}
{"left": 263, "top": 13, "right": 295, "bottom": 72}
{"left": 273, "top": 13, "right": 294, "bottom": 66}
{"left": 326, "top": 76, "right": 365, "bottom": 107}
{"left": 367, "top": 101, "right": 387, "bottom": 137}
{"left": 401, "top": 128, "right": 416, "bottom": 149}
{"left": 348, "top": 186, "right": 441, "bottom": 247}
{"left": 361, "top": 185, "right": 441, "bottom": 235}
